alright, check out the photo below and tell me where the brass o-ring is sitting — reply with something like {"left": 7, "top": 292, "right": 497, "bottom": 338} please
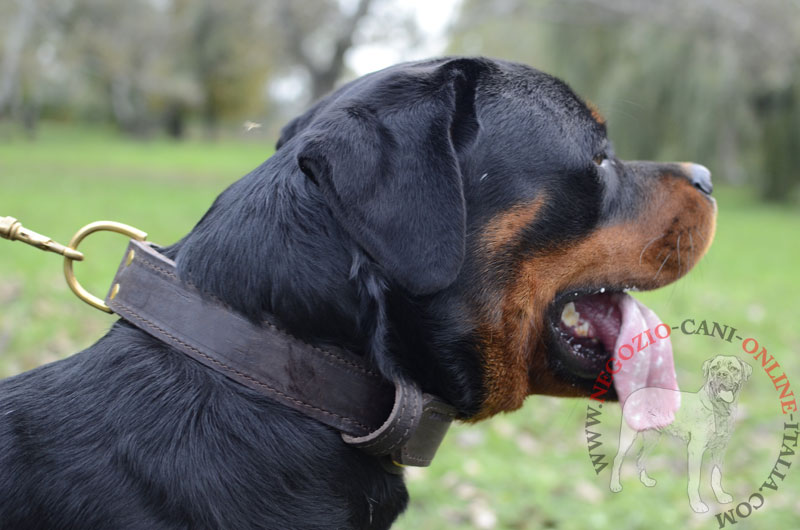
{"left": 63, "top": 221, "right": 147, "bottom": 312}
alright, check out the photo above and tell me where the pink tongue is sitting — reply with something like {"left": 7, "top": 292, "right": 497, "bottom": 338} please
{"left": 613, "top": 294, "right": 680, "bottom": 431}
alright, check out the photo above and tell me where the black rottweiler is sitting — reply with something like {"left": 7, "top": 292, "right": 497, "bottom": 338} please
{"left": 0, "top": 57, "right": 716, "bottom": 529}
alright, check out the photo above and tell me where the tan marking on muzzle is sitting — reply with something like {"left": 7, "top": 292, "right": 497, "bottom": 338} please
{"left": 473, "top": 174, "right": 717, "bottom": 419}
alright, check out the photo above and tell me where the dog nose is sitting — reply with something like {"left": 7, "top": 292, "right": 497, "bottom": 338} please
{"left": 685, "top": 163, "right": 713, "bottom": 195}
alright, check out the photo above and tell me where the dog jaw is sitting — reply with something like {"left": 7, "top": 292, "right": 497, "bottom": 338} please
{"left": 472, "top": 165, "right": 717, "bottom": 419}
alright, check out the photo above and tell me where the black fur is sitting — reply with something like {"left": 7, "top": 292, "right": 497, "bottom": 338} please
{"left": 0, "top": 57, "right": 628, "bottom": 529}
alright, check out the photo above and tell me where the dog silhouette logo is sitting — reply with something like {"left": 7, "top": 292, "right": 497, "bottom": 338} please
{"left": 609, "top": 355, "right": 752, "bottom": 513}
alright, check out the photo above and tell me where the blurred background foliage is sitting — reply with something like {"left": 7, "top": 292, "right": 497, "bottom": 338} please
{"left": 1, "top": 1, "right": 799, "bottom": 529}
{"left": 450, "top": 0, "right": 800, "bottom": 202}
{"left": 0, "top": 0, "right": 800, "bottom": 201}
{"left": 0, "top": 0, "right": 420, "bottom": 138}
{"left": 1, "top": 0, "right": 799, "bottom": 201}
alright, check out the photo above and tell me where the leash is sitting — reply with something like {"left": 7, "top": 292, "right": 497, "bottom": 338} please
{"left": 1, "top": 216, "right": 456, "bottom": 470}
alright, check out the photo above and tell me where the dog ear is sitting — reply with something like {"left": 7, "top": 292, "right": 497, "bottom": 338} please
{"left": 739, "top": 359, "right": 753, "bottom": 381}
{"left": 702, "top": 359, "right": 711, "bottom": 379}
{"left": 295, "top": 62, "right": 481, "bottom": 295}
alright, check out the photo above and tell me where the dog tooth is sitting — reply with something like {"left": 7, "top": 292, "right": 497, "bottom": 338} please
{"left": 561, "top": 302, "right": 580, "bottom": 327}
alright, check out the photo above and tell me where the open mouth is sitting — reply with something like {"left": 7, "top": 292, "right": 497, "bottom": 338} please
{"left": 711, "top": 382, "right": 737, "bottom": 403}
{"left": 547, "top": 286, "right": 680, "bottom": 427}
{"left": 547, "top": 288, "right": 626, "bottom": 381}
{"left": 548, "top": 289, "right": 624, "bottom": 380}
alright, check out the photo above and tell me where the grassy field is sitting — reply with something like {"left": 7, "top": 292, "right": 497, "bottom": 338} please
{"left": 1, "top": 123, "right": 798, "bottom": 529}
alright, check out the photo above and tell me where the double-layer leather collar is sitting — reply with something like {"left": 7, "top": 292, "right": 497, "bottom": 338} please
{"left": 105, "top": 239, "right": 456, "bottom": 470}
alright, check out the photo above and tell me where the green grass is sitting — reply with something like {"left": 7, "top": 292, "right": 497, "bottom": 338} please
{"left": 0, "top": 123, "right": 272, "bottom": 374}
{"left": 1, "top": 123, "right": 798, "bottom": 528}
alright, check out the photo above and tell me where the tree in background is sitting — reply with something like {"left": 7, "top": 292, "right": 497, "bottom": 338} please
{"left": 276, "top": 0, "right": 374, "bottom": 102}
{"left": 449, "top": 0, "right": 800, "bottom": 201}
{"left": 0, "top": 0, "right": 41, "bottom": 136}
{"left": 174, "top": 0, "right": 273, "bottom": 138}
{"left": 0, "top": 0, "right": 404, "bottom": 139}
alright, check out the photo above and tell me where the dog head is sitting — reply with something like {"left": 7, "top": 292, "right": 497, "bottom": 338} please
{"left": 702, "top": 355, "right": 752, "bottom": 403}
{"left": 182, "top": 57, "right": 717, "bottom": 420}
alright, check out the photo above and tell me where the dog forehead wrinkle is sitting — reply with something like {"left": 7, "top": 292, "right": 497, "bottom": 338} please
{"left": 475, "top": 105, "right": 596, "bottom": 175}
{"left": 484, "top": 67, "right": 597, "bottom": 130}
{"left": 713, "top": 356, "right": 739, "bottom": 368}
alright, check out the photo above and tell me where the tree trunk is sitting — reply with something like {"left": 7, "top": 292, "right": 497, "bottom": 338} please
{"left": 278, "top": 0, "right": 375, "bottom": 102}
{"left": 0, "top": 0, "right": 37, "bottom": 117}
{"left": 164, "top": 102, "right": 187, "bottom": 140}
{"left": 754, "top": 87, "right": 800, "bottom": 202}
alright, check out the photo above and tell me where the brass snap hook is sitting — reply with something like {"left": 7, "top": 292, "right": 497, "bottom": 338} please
{"left": 0, "top": 216, "right": 84, "bottom": 260}
{"left": 63, "top": 221, "right": 148, "bottom": 313}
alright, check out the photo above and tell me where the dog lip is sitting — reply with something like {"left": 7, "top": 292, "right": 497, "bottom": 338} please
{"left": 692, "top": 192, "right": 717, "bottom": 210}
{"left": 547, "top": 286, "right": 630, "bottom": 320}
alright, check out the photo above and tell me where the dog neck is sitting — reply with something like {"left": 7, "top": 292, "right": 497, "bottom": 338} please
{"left": 167, "top": 152, "right": 483, "bottom": 416}
{"left": 172, "top": 156, "right": 365, "bottom": 344}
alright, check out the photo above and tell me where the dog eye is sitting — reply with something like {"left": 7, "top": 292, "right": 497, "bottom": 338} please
{"left": 731, "top": 366, "right": 739, "bottom": 372}
{"left": 593, "top": 154, "right": 606, "bottom": 165}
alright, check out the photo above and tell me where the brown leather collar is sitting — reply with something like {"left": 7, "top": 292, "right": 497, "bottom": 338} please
{"left": 105, "top": 239, "right": 456, "bottom": 469}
